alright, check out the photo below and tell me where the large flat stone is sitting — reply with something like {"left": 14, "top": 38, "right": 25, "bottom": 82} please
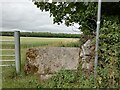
{"left": 25, "top": 47, "right": 80, "bottom": 75}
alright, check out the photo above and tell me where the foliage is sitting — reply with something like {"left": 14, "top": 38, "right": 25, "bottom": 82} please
{"left": 33, "top": 2, "right": 97, "bottom": 35}
{"left": 98, "top": 17, "right": 120, "bottom": 88}
{"left": 32, "top": 1, "right": 120, "bottom": 35}
{"left": 43, "top": 70, "right": 77, "bottom": 88}
{"left": 42, "top": 69, "right": 95, "bottom": 88}
{"left": 32, "top": 1, "right": 120, "bottom": 88}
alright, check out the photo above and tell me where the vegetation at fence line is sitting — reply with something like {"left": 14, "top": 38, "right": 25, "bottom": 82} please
{"left": 1, "top": 32, "right": 80, "bottom": 38}
{"left": 40, "top": 20, "right": 120, "bottom": 88}
{"left": 1, "top": 36, "right": 80, "bottom": 88}
{"left": 32, "top": 1, "right": 120, "bottom": 88}
{"left": 1, "top": 1, "right": 120, "bottom": 88}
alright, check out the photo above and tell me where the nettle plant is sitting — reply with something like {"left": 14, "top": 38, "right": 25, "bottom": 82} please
{"left": 98, "top": 17, "right": 120, "bottom": 88}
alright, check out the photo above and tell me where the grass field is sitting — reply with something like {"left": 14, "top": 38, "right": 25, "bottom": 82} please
{"left": 1, "top": 36, "right": 79, "bottom": 88}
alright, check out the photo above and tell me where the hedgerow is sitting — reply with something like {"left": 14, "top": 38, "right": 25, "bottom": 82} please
{"left": 39, "top": 17, "right": 120, "bottom": 88}
{"left": 1, "top": 32, "right": 80, "bottom": 38}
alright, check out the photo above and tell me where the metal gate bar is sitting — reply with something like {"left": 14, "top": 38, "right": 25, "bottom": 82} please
{"left": 0, "top": 60, "right": 15, "bottom": 62}
{"left": 0, "top": 64, "right": 15, "bottom": 67}
{"left": 0, "top": 40, "right": 14, "bottom": 42}
{"left": 0, "top": 49, "right": 15, "bottom": 51}
{"left": 0, "top": 31, "right": 21, "bottom": 74}
{"left": 0, "top": 55, "right": 15, "bottom": 57}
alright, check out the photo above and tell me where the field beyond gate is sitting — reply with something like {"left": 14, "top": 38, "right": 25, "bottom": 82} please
{"left": 1, "top": 36, "right": 79, "bottom": 88}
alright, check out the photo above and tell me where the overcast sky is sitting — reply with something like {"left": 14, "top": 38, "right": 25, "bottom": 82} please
{"left": 0, "top": 0, "right": 80, "bottom": 34}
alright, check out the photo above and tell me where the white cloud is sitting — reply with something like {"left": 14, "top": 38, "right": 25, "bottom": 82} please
{"left": 1, "top": 0, "right": 80, "bottom": 34}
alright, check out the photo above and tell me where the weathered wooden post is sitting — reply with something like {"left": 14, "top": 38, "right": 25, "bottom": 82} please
{"left": 14, "top": 31, "right": 21, "bottom": 74}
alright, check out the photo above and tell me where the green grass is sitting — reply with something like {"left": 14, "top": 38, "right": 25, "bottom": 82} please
{"left": 1, "top": 36, "right": 79, "bottom": 88}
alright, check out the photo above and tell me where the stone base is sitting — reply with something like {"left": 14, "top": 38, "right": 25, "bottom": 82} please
{"left": 25, "top": 47, "right": 80, "bottom": 80}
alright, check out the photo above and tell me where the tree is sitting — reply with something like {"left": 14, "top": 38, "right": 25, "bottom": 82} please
{"left": 32, "top": 1, "right": 120, "bottom": 35}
